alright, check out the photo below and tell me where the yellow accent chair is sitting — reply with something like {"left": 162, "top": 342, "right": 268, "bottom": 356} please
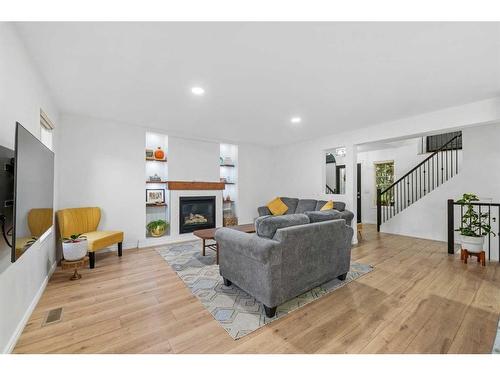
{"left": 57, "top": 207, "right": 124, "bottom": 269}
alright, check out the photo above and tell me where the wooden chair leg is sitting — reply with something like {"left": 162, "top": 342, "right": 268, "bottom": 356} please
{"left": 118, "top": 242, "right": 122, "bottom": 257}
{"left": 481, "top": 251, "right": 486, "bottom": 266}
{"left": 202, "top": 239, "right": 206, "bottom": 256}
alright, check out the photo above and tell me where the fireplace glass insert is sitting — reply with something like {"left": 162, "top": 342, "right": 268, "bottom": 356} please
{"left": 179, "top": 196, "right": 216, "bottom": 234}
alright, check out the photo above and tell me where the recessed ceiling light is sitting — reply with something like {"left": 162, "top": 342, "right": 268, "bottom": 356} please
{"left": 191, "top": 87, "right": 205, "bottom": 96}
{"left": 290, "top": 117, "right": 302, "bottom": 124}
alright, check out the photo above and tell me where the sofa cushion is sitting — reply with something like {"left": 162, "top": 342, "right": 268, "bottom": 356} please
{"left": 315, "top": 200, "right": 346, "bottom": 212}
{"left": 280, "top": 197, "right": 299, "bottom": 214}
{"left": 255, "top": 214, "right": 310, "bottom": 239}
{"left": 304, "top": 210, "right": 342, "bottom": 223}
{"left": 266, "top": 197, "right": 288, "bottom": 216}
{"left": 334, "top": 202, "right": 346, "bottom": 211}
{"left": 295, "top": 199, "right": 318, "bottom": 214}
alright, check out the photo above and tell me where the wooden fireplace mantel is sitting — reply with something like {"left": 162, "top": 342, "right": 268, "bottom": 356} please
{"left": 167, "top": 181, "right": 226, "bottom": 191}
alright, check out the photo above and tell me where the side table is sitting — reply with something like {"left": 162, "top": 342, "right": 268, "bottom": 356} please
{"left": 61, "top": 256, "right": 89, "bottom": 280}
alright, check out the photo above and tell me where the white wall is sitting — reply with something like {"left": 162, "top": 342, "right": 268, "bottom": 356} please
{"left": 57, "top": 115, "right": 275, "bottom": 245}
{"left": 381, "top": 122, "right": 500, "bottom": 260}
{"left": 0, "top": 23, "right": 59, "bottom": 353}
{"left": 168, "top": 136, "right": 220, "bottom": 182}
{"left": 57, "top": 115, "right": 145, "bottom": 249}
{"left": 271, "top": 97, "right": 500, "bottom": 243}
{"left": 237, "top": 143, "right": 274, "bottom": 223}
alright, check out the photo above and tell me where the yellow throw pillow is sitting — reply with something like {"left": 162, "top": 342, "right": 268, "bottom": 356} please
{"left": 267, "top": 197, "right": 288, "bottom": 216}
{"left": 320, "top": 200, "right": 334, "bottom": 211}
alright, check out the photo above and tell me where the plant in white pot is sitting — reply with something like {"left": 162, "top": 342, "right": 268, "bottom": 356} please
{"left": 62, "top": 234, "right": 88, "bottom": 261}
{"left": 455, "top": 193, "right": 496, "bottom": 253}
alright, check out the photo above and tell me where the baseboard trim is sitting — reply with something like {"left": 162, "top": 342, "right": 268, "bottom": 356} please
{"left": 3, "top": 260, "right": 57, "bottom": 354}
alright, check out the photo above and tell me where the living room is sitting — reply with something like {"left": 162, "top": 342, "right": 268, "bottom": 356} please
{"left": 1, "top": 1, "right": 500, "bottom": 373}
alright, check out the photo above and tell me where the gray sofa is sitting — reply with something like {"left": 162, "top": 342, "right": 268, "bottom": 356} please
{"left": 257, "top": 197, "right": 354, "bottom": 226}
{"left": 215, "top": 213, "right": 354, "bottom": 318}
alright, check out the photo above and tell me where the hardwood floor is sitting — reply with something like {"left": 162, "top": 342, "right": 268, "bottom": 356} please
{"left": 13, "top": 225, "right": 500, "bottom": 354}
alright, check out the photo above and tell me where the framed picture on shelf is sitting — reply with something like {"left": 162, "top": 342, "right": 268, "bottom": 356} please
{"left": 146, "top": 189, "right": 165, "bottom": 204}
{"left": 145, "top": 149, "right": 155, "bottom": 160}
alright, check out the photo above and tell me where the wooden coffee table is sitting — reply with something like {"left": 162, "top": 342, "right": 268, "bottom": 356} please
{"left": 193, "top": 223, "right": 255, "bottom": 264}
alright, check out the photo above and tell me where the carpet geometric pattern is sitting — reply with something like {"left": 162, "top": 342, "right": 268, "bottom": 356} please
{"left": 494, "top": 318, "right": 500, "bottom": 354}
{"left": 157, "top": 240, "right": 373, "bottom": 340}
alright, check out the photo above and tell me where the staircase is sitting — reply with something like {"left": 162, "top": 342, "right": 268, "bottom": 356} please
{"left": 377, "top": 132, "right": 462, "bottom": 231}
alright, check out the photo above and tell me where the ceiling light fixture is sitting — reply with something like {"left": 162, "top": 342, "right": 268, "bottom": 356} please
{"left": 290, "top": 117, "right": 302, "bottom": 124}
{"left": 191, "top": 87, "right": 205, "bottom": 96}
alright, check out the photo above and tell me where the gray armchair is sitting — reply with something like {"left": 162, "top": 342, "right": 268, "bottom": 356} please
{"left": 215, "top": 214, "right": 353, "bottom": 318}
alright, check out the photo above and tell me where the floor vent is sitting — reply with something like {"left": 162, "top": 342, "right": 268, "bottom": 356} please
{"left": 42, "top": 307, "right": 63, "bottom": 326}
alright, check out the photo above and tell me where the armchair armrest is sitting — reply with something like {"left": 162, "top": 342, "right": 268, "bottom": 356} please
{"left": 215, "top": 228, "right": 280, "bottom": 264}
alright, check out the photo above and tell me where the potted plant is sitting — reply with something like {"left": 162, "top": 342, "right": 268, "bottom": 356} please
{"left": 62, "top": 234, "right": 88, "bottom": 261}
{"left": 147, "top": 220, "right": 169, "bottom": 237}
{"left": 455, "top": 193, "right": 496, "bottom": 253}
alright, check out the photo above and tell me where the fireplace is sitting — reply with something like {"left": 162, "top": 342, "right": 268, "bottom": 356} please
{"left": 179, "top": 196, "right": 216, "bottom": 234}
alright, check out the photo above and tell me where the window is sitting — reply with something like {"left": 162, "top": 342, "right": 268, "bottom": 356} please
{"left": 426, "top": 131, "right": 462, "bottom": 153}
{"left": 40, "top": 109, "right": 54, "bottom": 150}
{"left": 375, "top": 161, "right": 394, "bottom": 206}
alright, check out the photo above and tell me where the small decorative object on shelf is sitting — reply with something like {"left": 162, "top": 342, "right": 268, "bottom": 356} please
{"left": 147, "top": 220, "right": 169, "bottom": 237}
{"left": 148, "top": 173, "right": 162, "bottom": 182}
{"left": 154, "top": 146, "right": 165, "bottom": 160}
{"left": 62, "top": 234, "right": 88, "bottom": 261}
{"left": 223, "top": 216, "right": 238, "bottom": 227}
{"left": 220, "top": 156, "right": 224, "bottom": 165}
{"left": 220, "top": 177, "right": 227, "bottom": 183}
{"left": 224, "top": 195, "right": 231, "bottom": 202}
{"left": 222, "top": 156, "right": 233, "bottom": 165}
{"left": 146, "top": 188, "right": 165, "bottom": 204}
{"left": 145, "top": 149, "right": 154, "bottom": 160}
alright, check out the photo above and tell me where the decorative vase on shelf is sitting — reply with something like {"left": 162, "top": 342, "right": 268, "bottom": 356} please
{"left": 154, "top": 147, "right": 165, "bottom": 160}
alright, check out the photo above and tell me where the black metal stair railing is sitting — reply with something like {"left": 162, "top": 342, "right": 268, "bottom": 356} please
{"left": 326, "top": 184, "right": 335, "bottom": 194}
{"left": 377, "top": 133, "right": 462, "bottom": 231}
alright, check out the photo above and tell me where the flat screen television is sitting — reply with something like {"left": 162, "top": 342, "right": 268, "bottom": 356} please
{"left": 11, "top": 122, "right": 54, "bottom": 264}
{"left": 0, "top": 143, "right": 14, "bottom": 273}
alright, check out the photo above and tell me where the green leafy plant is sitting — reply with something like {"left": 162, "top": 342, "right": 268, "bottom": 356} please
{"left": 146, "top": 220, "right": 169, "bottom": 236}
{"left": 455, "top": 193, "right": 496, "bottom": 238}
{"left": 62, "top": 233, "right": 87, "bottom": 243}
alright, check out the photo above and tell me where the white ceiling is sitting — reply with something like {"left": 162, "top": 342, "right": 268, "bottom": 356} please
{"left": 15, "top": 22, "right": 500, "bottom": 146}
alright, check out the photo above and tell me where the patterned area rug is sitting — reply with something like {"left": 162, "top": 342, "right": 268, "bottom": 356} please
{"left": 493, "top": 318, "right": 500, "bottom": 354}
{"left": 157, "top": 240, "right": 373, "bottom": 340}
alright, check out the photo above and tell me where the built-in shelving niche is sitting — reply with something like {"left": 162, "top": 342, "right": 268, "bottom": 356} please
{"left": 220, "top": 143, "right": 238, "bottom": 225}
{"left": 145, "top": 132, "right": 169, "bottom": 237}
